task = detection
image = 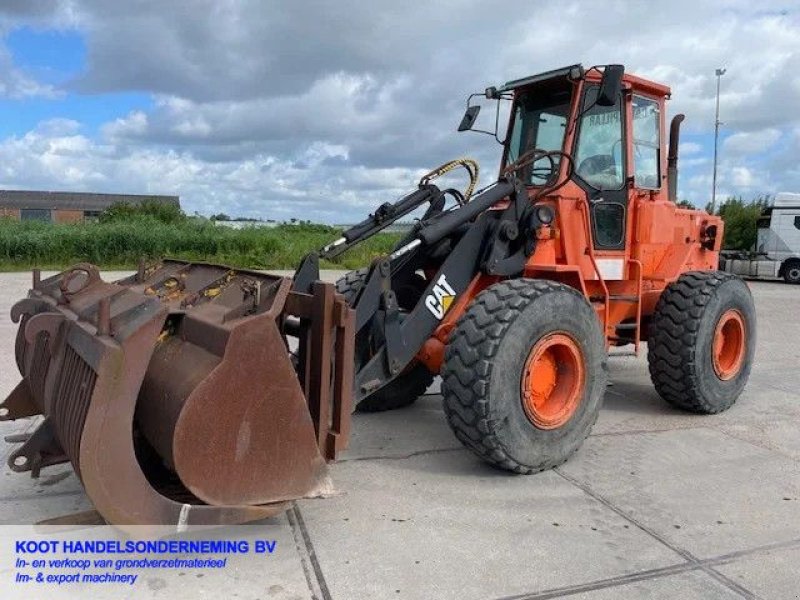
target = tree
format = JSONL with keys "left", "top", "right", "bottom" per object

{"left": 675, "top": 199, "right": 694, "bottom": 208}
{"left": 710, "top": 195, "right": 771, "bottom": 251}
{"left": 210, "top": 213, "right": 231, "bottom": 221}
{"left": 100, "top": 200, "right": 186, "bottom": 225}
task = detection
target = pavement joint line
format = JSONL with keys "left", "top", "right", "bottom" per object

{"left": 588, "top": 426, "right": 705, "bottom": 438}
{"left": 602, "top": 388, "right": 630, "bottom": 398}
{"left": 493, "top": 560, "right": 698, "bottom": 600}
{"left": 586, "top": 421, "right": 797, "bottom": 468}
{"left": 0, "top": 488, "right": 84, "bottom": 504}
{"left": 553, "top": 468, "right": 757, "bottom": 599}
{"left": 702, "top": 568, "right": 762, "bottom": 600}
{"left": 285, "top": 508, "right": 323, "bottom": 600}
{"left": 288, "top": 503, "right": 332, "bottom": 600}
{"left": 338, "top": 446, "right": 464, "bottom": 463}
{"left": 712, "top": 426, "right": 800, "bottom": 464}
{"left": 492, "top": 529, "right": 800, "bottom": 600}
{"left": 766, "top": 383, "right": 800, "bottom": 396}
{"left": 752, "top": 379, "right": 800, "bottom": 396}
{"left": 699, "top": 536, "right": 800, "bottom": 568}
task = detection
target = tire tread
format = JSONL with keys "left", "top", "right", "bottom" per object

{"left": 647, "top": 270, "right": 741, "bottom": 413}
{"left": 441, "top": 279, "right": 601, "bottom": 474}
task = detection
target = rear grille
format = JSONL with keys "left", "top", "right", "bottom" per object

{"left": 52, "top": 345, "right": 97, "bottom": 474}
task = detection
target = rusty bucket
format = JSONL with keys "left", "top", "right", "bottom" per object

{"left": 2, "top": 260, "right": 353, "bottom": 526}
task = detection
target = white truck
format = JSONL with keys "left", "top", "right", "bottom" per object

{"left": 719, "top": 192, "right": 800, "bottom": 284}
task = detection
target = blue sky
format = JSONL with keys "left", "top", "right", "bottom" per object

{"left": 6, "top": 28, "right": 84, "bottom": 83}
{"left": 0, "top": 1, "right": 795, "bottom": 221}
{"left": 0, "top": 28, "right": 150, "bottom": 137}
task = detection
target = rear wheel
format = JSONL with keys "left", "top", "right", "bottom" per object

{"left": 335, "top": 269, "right": 433, "bottom": 413}
{"left": 783, "top": 259, "right": 800, "bottom": 284}
{"left": 648, "top": 271, "right": 756, "bottom": 413}
{"left": 441, "top": 279, "right": 607, "bottom": 473}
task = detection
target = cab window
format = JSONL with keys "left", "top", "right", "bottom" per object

{"left": 506, "top": 81, "right": 571, "bottom": 185}
{"left": 593, "top": 203, "right": 625, "bottom": 246}
{"left": 574, "top": 86, "right": 624, "bottom": 190}
{"left": 632, "top": 96, "right": 660, "bottom": 188}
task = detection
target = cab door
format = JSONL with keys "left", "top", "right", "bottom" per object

{"left": 629, "top": 95, "right": 662, "bottom": 193}
{"left": 572, "top": 84, "right": 628, "bottom": 279}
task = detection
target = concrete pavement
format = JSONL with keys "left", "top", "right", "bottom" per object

{"left": 0, "top": 271, "right": 798, "bottom": 599}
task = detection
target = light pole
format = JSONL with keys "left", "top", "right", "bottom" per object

{"left": 711, "top": 67, "right": 726, "bottom": 215}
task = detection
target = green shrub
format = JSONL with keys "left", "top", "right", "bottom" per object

{"left": 0, "top": 219, "right": 401, "bottom": 271}
{"left": 707, "top": 196, "right": 771, "bottom": 251}
{"left": 99, "top": 200, "right": 186, "bottom": 225}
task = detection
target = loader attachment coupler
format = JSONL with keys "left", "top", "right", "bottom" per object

{"left": 2, "top": 260, "right": 354, "bottom": 526}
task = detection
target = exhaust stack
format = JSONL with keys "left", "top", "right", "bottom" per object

{"left": 667, "top": 114, "right": 685, "bottom": 203}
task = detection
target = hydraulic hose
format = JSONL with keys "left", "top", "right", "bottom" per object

{"left": 419, "top": 158, "right": 480, "bottom": 203}
{"left": 417, "top": 178, "right": 516, "bottom": 246}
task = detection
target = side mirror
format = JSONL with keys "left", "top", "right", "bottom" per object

{"left": 457, "top": 105, "right": 481, "bottom": 132}
{"left": 597, "top": 64, "right": 624, "bottom": 107}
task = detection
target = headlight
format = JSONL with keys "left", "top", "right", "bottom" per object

{"left": 535, "top": 205, "right": 554, "bottom": 225}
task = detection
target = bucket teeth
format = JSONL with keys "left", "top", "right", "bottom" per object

{"left": 3, "top": 260, "right": 354, "bottom": 526}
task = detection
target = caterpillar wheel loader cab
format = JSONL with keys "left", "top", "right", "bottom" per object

{"left": 3, "top": 64, "right": 755, "bottom": 526}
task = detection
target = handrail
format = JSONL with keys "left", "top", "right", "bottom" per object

{"left": 577, "top": 199, "right": 610, "bottom": 339}
{"left": 627, "top": 258, "right": 644, "bottom": 353}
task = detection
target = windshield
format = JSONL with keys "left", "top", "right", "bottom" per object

{"left": 506, "top": 80, "right": 572, "bottom": 185}
{"left": 574, "top": 85, "right": 624, "bottom": 190}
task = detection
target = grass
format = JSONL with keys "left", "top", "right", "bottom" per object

{"left": 0, "top": 217, "right": 403, "bottom": 272}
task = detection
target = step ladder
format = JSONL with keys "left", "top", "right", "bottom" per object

{"left": 609, "top": 260, "right": 643, "bottom": 353}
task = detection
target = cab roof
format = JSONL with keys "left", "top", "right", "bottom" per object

{"left": 499, "top": 64, "right": 671, "bottom": 98}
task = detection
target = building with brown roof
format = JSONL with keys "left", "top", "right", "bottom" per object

{"left": 0, "top": 190, "right": 180, "bottom": 223}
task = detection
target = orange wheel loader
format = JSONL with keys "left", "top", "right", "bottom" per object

{"left": 3, "top": 64, "right": 755, "bottom": 525}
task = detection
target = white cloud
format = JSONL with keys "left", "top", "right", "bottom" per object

{"left": 33, "top": 118, "right": 81, "bottom": 136}
{"left": 679, "top": 142, "right": 703, "bottom": 155}
{"left": 0, "top": 0, "right": 798, "bottom": 218}
{"left": 102, "top": 111, "right": 149, "bottom": 138}
{"left": 0, "top": 45, "right": 60, "bottom": 99}
{"left": 723, "top": 128, "right": 782, "bottom": 155}
{"left": 0, "top": 122, "right": 421, "bottom": 220}
{"left": 730, "top": 166, "right": 758, "bottom": 188}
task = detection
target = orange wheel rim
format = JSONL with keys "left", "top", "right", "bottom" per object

{"left": 712, "top": 309, "right": 746, "bottom": 380}
{"left": 521, "top": 333, "right": 585, "bottom": 429}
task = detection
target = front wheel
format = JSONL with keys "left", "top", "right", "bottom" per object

{"left": 441, "top": 279, "right": 607, "bottom": 474}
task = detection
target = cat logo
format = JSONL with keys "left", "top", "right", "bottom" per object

{"left": 425, "top": 274, "right": 457, "bottom": 320}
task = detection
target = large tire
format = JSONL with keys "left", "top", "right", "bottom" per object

{"left": 648, "top": 271, "right": 755, "bottom": 414}
{"left": 783, "top": 259, "right": 800, "bottom": 284}
{"left": 441, "top": 279, "right": 607, "bottom": 474}
{"left": 335, "top": 268, "right": 371, "bottom": 299}
{"left": 335, "top": 269, "right": 434, "bottom": 413}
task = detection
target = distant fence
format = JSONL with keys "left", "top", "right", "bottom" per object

{"left": 213, "top": 221, "right": 415, "bottom": 234}
{"left": 213, "top": 220, "right": 279, "bottom": 230}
